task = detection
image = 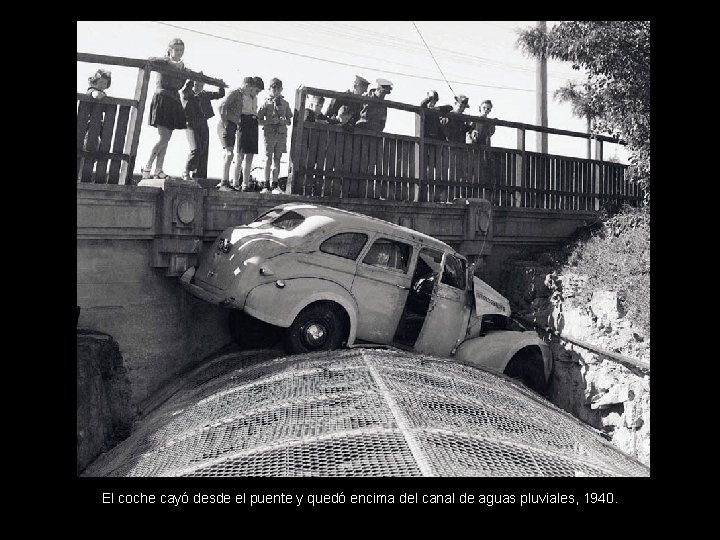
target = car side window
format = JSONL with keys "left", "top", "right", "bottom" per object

{"left": 362, "top": 238, "right": 412, "bottom": 272}
{"left": 320, "top": 233, "right": 368, "bottom": 260}
{"left": 441, "top": 254, "right": 467, "bottom": 290}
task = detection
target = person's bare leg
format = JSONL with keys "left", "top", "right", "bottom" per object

{"left": 151, "top": 127, "right": 172, "bottom": 176}
{"left": 243, "top": 154, "right": 254, "bottom": 189}
{"left": 234, "top": 151, "right": 245, "bottom": 188}
{"left": 144, "top": 126, "right": 170, "bottom": 175}
{"left": 221, "top": 148, "right": 233, "bottom": 185}
{"left": 272, "top": 151, "right": 282, "bottom": 184}
{"left": 264, "top": 153, "right": 273, "bottom": 186}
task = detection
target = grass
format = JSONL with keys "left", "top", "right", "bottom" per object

{"left": 560, "top": 205, "right": 650, "bottom": 337}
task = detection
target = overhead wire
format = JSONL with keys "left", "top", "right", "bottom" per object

{"left": 204, "top": 21, "right": 446, "bottom": 73}
{"left": 150, "top": 21, "right": 534, "bottom": 92}
{"left": 411, "top": 21, "right": 455, "bottom": 97}
{"left": 319, "top": 21, "right": 578, "bottom": 79}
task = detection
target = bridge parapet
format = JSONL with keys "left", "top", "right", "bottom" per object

{"left": 289, "top": 86, "right": 642, "bottom": 210}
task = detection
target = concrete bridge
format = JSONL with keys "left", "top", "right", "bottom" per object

{"left": 77, "top": 52, "right": 643, "bottom": 409}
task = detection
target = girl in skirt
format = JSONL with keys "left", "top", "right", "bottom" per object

{"left": 141, "top": 38, "right": 188, "bottom": 180}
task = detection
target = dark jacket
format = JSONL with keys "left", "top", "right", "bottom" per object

{"left": 443, "top": 112, "right": 473, "bottom": 144}
{"left": 420, "top": 96, "right": 446, "bottom": 140}
{"left": 148, "top": 57, "right": 187, "bottom": 95}
{"left": 356, "top": 96, "right": 388, "bottom": 132}
{"left": 325, "top": 90, "right": 363, "bottom": 125}
{"left": 181, "top": 81, "right": 225, "bottom": 128}
{"left": 471, "top": 118, "right": 496, "bottom": 146}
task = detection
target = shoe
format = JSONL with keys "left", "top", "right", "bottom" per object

{"left": 218, "top": 183, "right": 233, "bottom": 192}
{"left": 241, "top": 185, "right": 255, "bottom": 192}
{"left": 271, "top": 187, "right": 284, "bottom": 195}
{"left": 182, "top": 171, "right": 191, "bottom": 181}
{"left": 153, "top": 171, "right": 170, "bottom": 180}
{"left": 216, "top": 180, "right": 229, "bottom": 188}
{"left": 231, "top": 184, "right": 242, "bottom": 191}
{"left": 141, "top": 168, "right": 152, "bottom": 179}
{"left": 259, "top": 187, "right": 270, "bottom": 194}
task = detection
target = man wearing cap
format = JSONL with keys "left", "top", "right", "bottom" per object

{"left": 355, "top": 79, "right": 393, "bottom": 132}
{"left": 324, "top": 75, "right": 370, "bottom": 126}
{"left": 440, "top": 94, "right": 473, "bottom": 144}
{"left": 217, "top": 76, "right": 261, "bottom": 191}
{"left": 257, "top": 77, "right": 292, "bottom": 193}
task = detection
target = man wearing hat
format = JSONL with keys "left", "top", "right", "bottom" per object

{"left": 325, "top": 75, "right": 370, "bottom": 126}
{"left": 440, "top": 94, "right": 473, "bottom": 144}
{"left": 355, "top": 78, "right": 393, "bottom": 132}
{"left": 257, "top": 77, "right": 292, "bottom": 193}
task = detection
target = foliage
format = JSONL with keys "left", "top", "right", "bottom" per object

{"left": 554, "top": 82, "right": 597, "bottom": 122}
{"left": 516, "top": 21, "right": 650, "bottom": 195}
{"left": 563, "top": 205, "right": 650, "bottom": 336}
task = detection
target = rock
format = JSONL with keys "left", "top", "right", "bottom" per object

{"left": 590, "top": 290, "right": 624, "bottom": 321}
{"left": 591, "top": 384, "right": 632, "bottom": 409}
{"left": 77, "top": 332, "right": 135, "bottom": 475}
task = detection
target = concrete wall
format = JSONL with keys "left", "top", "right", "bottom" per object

{"left": 77, "top": 183, "right": 596, "bottom": 406}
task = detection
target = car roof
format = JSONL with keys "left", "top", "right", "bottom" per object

{"left": 272, "top": 203, "right": 456, "bottom": 254}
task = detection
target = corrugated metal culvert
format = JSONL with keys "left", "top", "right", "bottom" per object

{"left": 83, "top": 348, "right": 649, "bottom": 477}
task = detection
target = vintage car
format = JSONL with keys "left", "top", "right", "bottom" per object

{"left": 180, "top": 203, "right": 552, "bottom": 393}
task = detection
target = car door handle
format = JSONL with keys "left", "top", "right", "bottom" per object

{"left": 396, "top": 284, "right": 410, "bottom": 290}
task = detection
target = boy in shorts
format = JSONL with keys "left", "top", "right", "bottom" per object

{"left": 257, "top": 77, "right": 292, "bottom": 193}
{"left": 216, "top": 76, "right": 261, "bottom": 191}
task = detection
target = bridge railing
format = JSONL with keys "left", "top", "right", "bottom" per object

{"left": 77, "top": 52, "right": 225, "bottom": 185}
{"left": 289, "top": 86, "right": 643, "bottom": 210}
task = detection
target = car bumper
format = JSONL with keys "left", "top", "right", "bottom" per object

{"left": 179, "top": 267, "right": 243, "bottom": 309}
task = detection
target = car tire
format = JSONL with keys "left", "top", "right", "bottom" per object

{"left": 504, "top": 347, "right": 548, "bottom": 395}
{"left": 284, "top": 304, "right": 346, "bottom": 354}
{"left": 228, "top": 310, "right": 281, "bottom": 349}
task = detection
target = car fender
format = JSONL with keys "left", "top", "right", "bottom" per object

{"left": 243, "top": 278, "right": 359, "bottom": 344}
{"left": 454, "top": 331, "right": 553, "bottom": 380}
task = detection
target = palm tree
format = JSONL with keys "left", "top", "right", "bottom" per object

{"left": 554, "top": 82, "right": 597, "bottom": 159}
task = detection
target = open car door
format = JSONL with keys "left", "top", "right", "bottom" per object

{"left": 412, "top": 251, "right": 472, "bottom": 357}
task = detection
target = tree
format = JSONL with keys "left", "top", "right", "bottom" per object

{"left": 553, "top": 81, "right": 597, "bottom": 159}
{"left": 516, "top": 21, "right": 650, "bottom": 194}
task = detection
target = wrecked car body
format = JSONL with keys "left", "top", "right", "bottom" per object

{"left": 180, "top": 203, "right": 552, "bottom": 393}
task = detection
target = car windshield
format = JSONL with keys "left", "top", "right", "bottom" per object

{"left": 249, "top": 210, "right": 306, "bottom": 231}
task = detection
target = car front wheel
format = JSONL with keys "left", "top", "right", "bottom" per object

{"left": 284, "top": 304, "right": 346, "bottom": 354}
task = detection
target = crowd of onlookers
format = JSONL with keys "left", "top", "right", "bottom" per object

{"left": 84, "top": 38, "right": 496, "bottom": 192}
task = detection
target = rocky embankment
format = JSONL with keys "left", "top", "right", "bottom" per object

{"left": 501, "top": 262, "right": 650, "bottom": 466}
{"left": 77, "top": 330, "right": 135, "bottom": 475}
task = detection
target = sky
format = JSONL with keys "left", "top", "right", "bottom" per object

{"left": 77, "top": 21, "right": 628, "bottom": 180}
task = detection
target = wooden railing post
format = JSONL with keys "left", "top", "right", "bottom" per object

{"left": 515, "top": 128, "right": 525, "bottom": 207}
{"left": 594, "top": 138, "right": 603, "bottom": 210}
{"left": 287, "top": 86, "right": 307, "bottom": 195}
{"left": 414, "top": 108, "right": 425, "bottom": 202}
{"left": 119, "top": 65, "right": 151, "bottom": 185}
